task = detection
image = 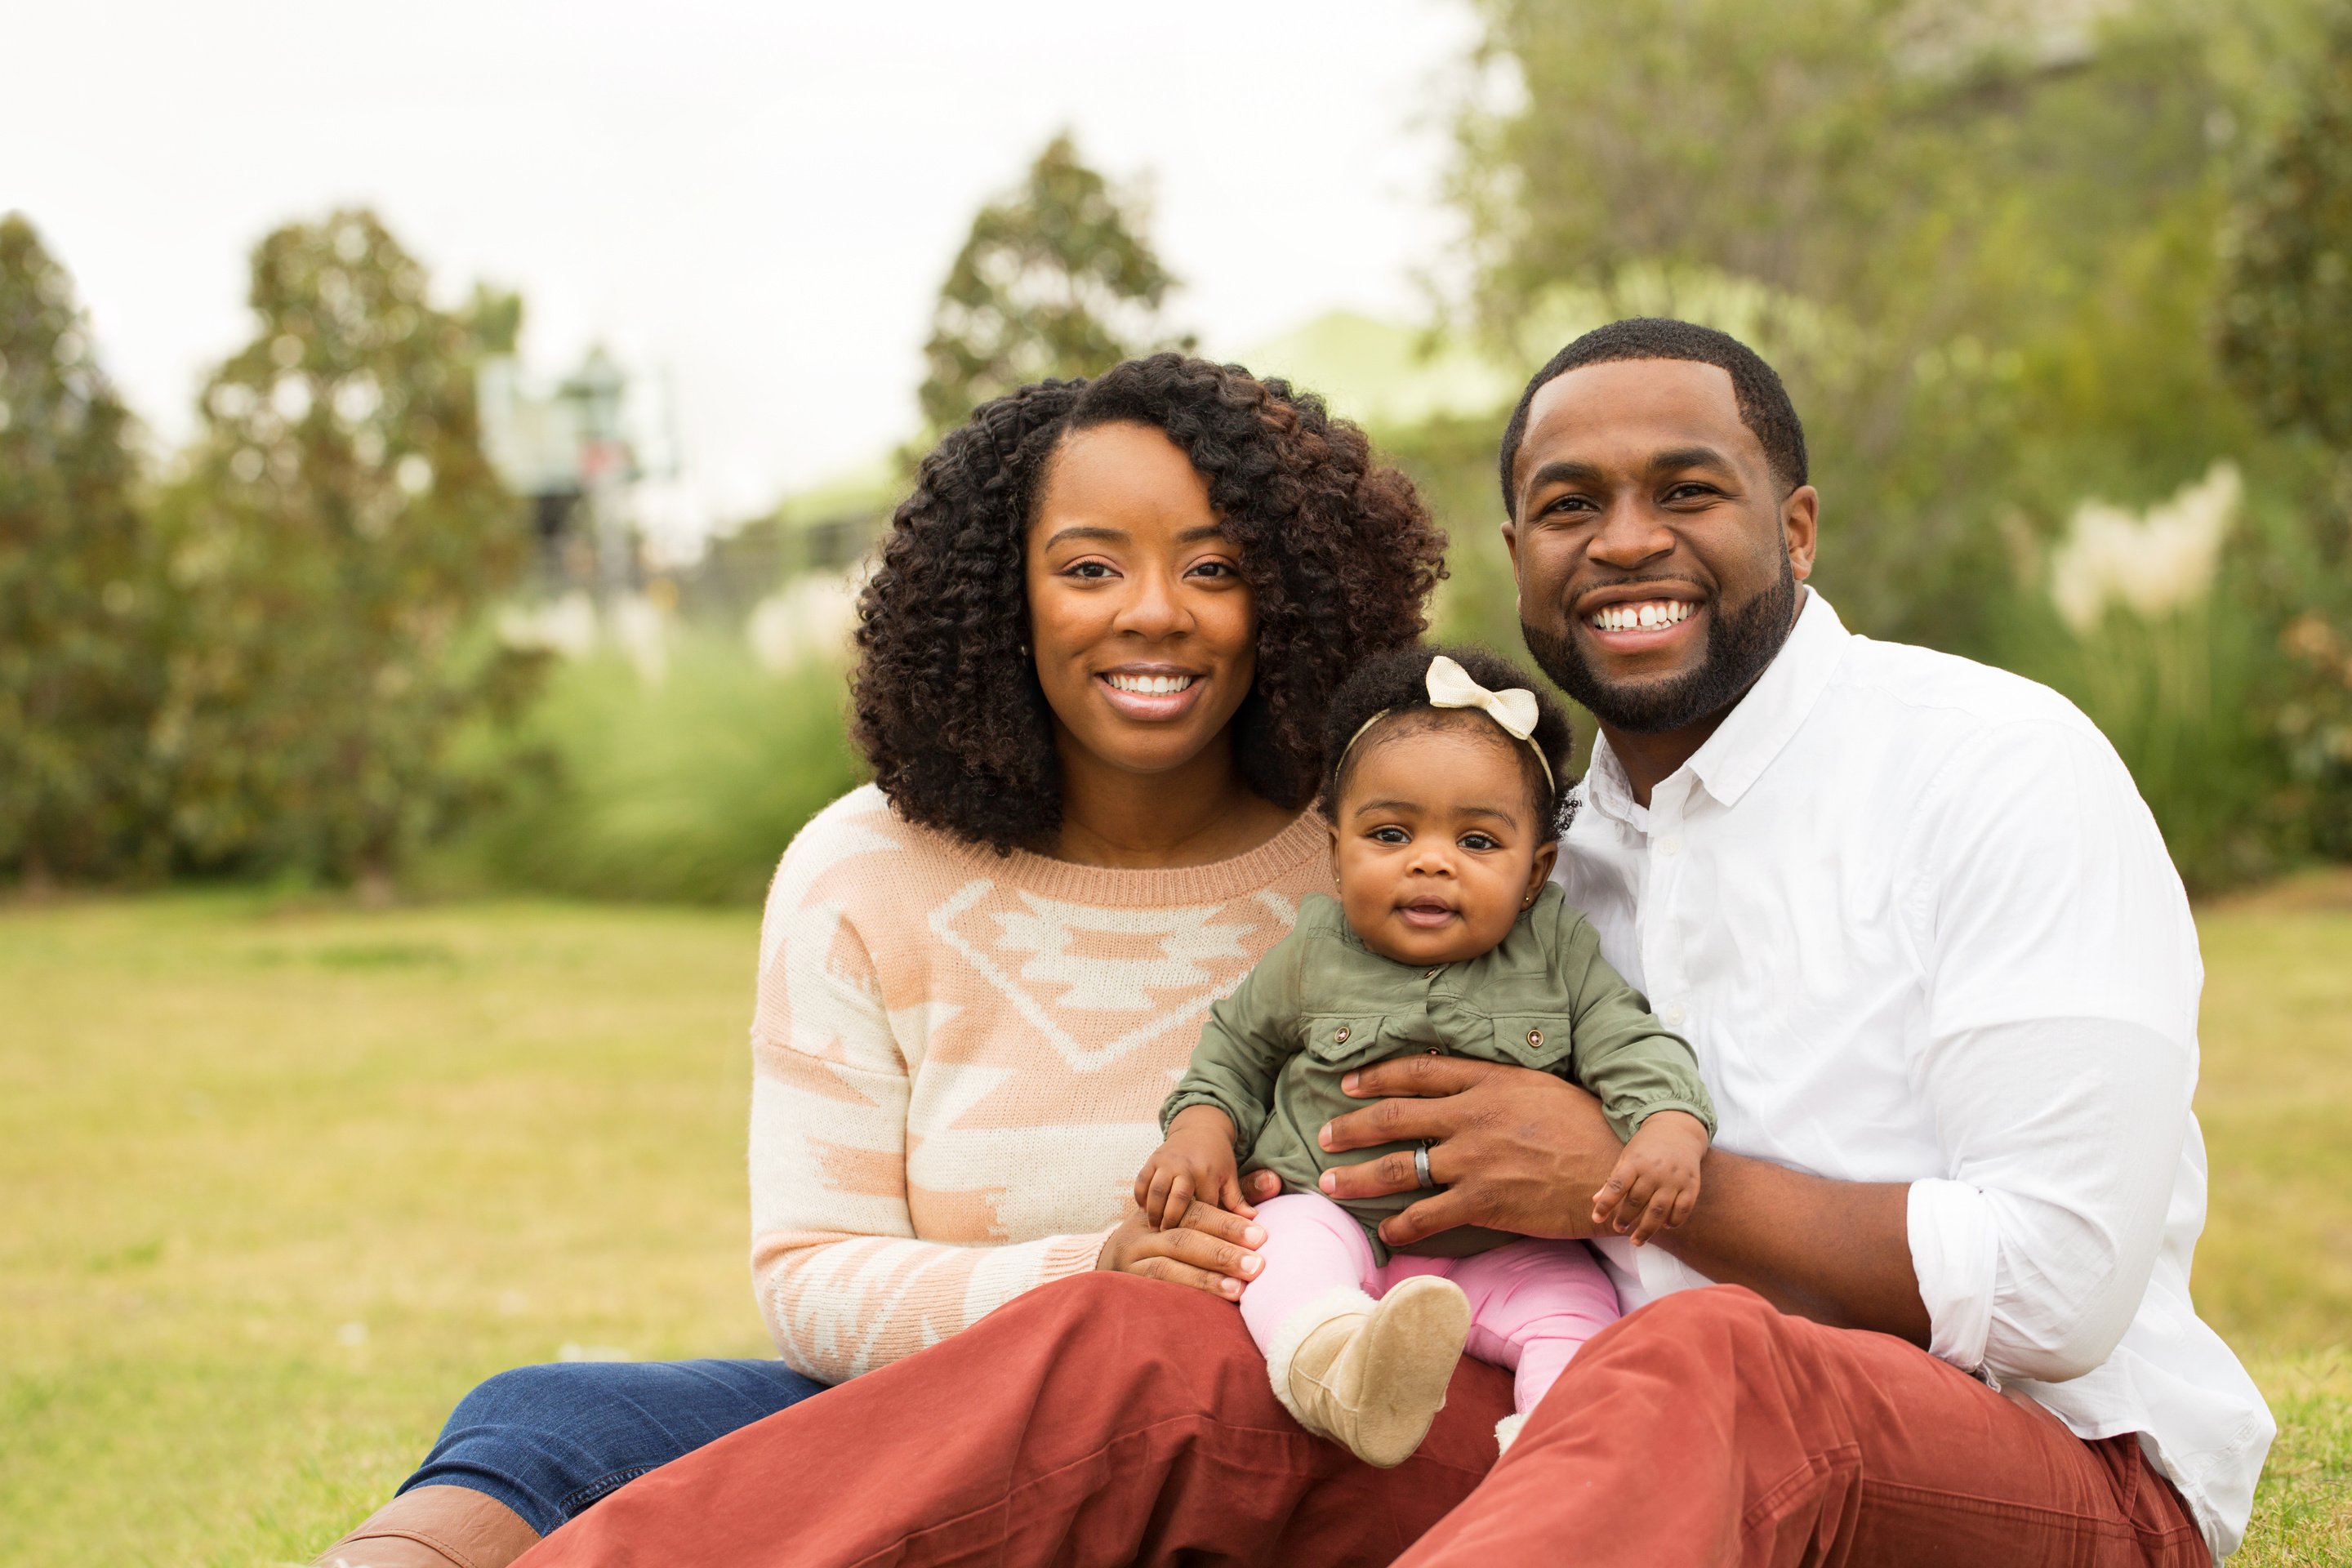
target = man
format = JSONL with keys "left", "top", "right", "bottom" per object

{"left": 525, "top": 322, "right": 2270, "bottom": 1566}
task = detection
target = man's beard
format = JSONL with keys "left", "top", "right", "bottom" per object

{"left": 1522, "top": 558, "right": 1799, "bottom": 736}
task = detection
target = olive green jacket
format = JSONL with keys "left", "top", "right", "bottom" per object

{"left": 1161, "top": 883, "right": 1714, "bottom": 1260}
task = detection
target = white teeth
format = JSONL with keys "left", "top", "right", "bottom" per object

{"left": 1107, "top": 673, "right": 1196, "bottom": 695}
{"left": 1588, "top": 599, "right": 1695, "bottom": 632}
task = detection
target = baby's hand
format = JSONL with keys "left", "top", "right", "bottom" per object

{"left": 1134, "top": 1106, "right": 1252, "bottom": 1231}
{"left": 1591, "top": 1110, "right": 1708, "bottom": 1245}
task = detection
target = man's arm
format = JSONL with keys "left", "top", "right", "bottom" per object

{"left": 1315, "top": 1057, "right": 1930, "bottom": 1343}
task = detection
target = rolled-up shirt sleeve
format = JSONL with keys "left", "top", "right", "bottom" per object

{"left": 1904, "top": 719, "right": 2201, "bottom": 1385}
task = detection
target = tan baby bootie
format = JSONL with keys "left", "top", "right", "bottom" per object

{"left": 1266, "top": 1276, "right": 1472, "bottom": 1468}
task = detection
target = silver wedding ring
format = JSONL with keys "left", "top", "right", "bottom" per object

{"left": 1413, "top": 1142, "right": 1436, "bottom": 1190}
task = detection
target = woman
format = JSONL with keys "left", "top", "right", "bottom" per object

{"left": 315, "top": 355, "right": 1471, "bottom": 1568}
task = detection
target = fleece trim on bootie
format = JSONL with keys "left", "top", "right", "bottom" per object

{"left": 1263, "top": 1286, "right": 1378, "bottom": 1430}
{"left": 1494, "top": 1410, "right": 1530, "bottom": 1454}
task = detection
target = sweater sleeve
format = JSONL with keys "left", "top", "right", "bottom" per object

{"left": 746, "top": 822, "right": 1111, "bottom": 1384}
{"left": 1557, "top": 908, "right": 1717, "bottom": 1141}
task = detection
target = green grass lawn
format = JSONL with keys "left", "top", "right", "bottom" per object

{"left": 2, "top": 882, "right": 2347, "bottom": 1565}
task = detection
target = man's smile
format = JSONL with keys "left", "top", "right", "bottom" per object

{"left": 1575, "top": 585, "right": 1709, "bottom": 656}
{"left": 1587, "top": 599, "right": 1697, "bottom": 632}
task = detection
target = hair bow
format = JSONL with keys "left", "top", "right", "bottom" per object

{"left": 1339, "top": 655, "right": 1555, "bottom": 792}
{"left": 1423, "top": 656, "right": 1553, "bottom": 789}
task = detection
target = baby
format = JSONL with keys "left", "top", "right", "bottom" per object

{"left": 1137, "top": 646, "right": 1715, "bottom": 1467}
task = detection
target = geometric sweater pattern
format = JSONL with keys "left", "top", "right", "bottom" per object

{"left": 748, "top": 783, "right": 1334, "bottom": 1383}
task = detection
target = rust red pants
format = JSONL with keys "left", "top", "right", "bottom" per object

{"left": 518, "top": 1273, "right": 2206, "bottom": 1568}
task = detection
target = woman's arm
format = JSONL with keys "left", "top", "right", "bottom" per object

{"left": 747, "top": 852, "right": 1111, "bottom": 1385}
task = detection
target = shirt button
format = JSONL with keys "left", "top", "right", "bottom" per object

{"left": 1334, "top": 1025, "right": 1351, "bottom": 1045}
{"left": 1526, "top": 1027, "right": 1544, "bottom": 1048}
{"left": 1658, "top": 835, "right": 1682, "bottom": 857}
{"left": 1662, "top": 1004, "right": 1687, "bottom": 1028}
{"left": 1423, "top": 967, "right": 1440, "bottom": 980}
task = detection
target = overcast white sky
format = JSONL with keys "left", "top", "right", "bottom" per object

{"left": 5, "top": 0, "right": 1477, "bottom": 527}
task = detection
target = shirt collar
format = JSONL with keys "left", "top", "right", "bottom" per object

{"left": 1580, "top": 588, "right": 1851, "bottom": 824}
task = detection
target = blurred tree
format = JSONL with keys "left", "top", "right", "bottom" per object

{"left": 2219, "top": 0, "right": 2352, "bottom": 859}
{"left": 0, "top": 214, "right": 164, "bottom": 887}
{"left": 916, "top": 131, "right": 1187, "bottom": 435}
{"left": 2220, "top": 0, "right": 2352, "bottom": 448}
{"left": 154, "top": 209, "right": 541, "bottom": 893}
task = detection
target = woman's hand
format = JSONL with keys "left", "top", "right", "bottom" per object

{"left": 1134, "top": 1106, "right": 1254, "bottom": 1230}
{"left": 1095, "top": 1196, "right": 1268, "bottom": 1299}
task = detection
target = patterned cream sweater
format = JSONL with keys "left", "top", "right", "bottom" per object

{"left": 749, "top": 783, "right": 1334, "bottom": 1383}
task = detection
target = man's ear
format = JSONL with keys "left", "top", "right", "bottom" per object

{"left": 1528, "top": 839, "right": 1560, "bottom": 899}
{"left": 1782, "top": 484, "right": 1820, "bottom": 583}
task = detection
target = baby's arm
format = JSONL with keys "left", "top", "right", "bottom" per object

{"left": 1593, "top": 1109, "right": 1708, "bottom": 1244}
{"left": 1148, "top": 942, "right": 1303, "bottom": 1229}
{"left": 1552, "top": 907, "right": 1718, "bottom": 1245}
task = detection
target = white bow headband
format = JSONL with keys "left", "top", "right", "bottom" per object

{"left": 1339, "top": 655, "right": 1555, "bottom": 791}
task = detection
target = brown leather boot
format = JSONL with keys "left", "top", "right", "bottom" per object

{"left": 310, "top": 1485, "right": 541, "bottom": 1568}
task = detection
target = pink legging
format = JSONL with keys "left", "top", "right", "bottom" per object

{"left": 1238, "top": 1192, "right": 1622, "bottom": 1415}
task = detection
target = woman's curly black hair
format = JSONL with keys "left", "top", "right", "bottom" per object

{"left": 1316, "top": 644, "right": 1576, "bottom": 842}
{"left": 851, "top": 354, "right": 1450, "bottom": 853}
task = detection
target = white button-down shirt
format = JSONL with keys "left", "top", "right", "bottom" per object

{"left": 1561, "top": 590, "right": 2272, "bottom": 1560}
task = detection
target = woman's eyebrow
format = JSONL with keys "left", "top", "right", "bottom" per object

{"left": 1041, "top": 524, "right": 1128, "bottom": 549}
{"left": 1174, "top": 524, "right": 1227, "bottom": 544}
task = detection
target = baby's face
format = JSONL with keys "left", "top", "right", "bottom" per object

{"left": 1330, "top": 719, "right": 1557, "bottom": 967}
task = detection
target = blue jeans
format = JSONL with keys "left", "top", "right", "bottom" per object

{"left": 401, "top": 1359, "right": 830, "bottom": 1535}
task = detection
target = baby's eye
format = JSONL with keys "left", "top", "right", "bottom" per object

{"left": 1459, "top": 832, "right": 1499, "bottom": 852}
{"left": 1370, "top": 826, "right": 1410, "bottom": 845}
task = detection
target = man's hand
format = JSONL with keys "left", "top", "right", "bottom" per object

{"left": 1134, "top": 1106, "right": 1254, "bottom": 1231}
{"left": 1592, "top": 1109, "right": 1708, "bottom": 1245}
{"left": 1095, "top": 1196, "right": 1267, "bottom": 1298}
{"left": 1315, "top": 1055, "right": 1624, "bottom": 1250}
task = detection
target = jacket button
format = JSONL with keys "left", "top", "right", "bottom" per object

{"left": 1527, "top": 1028, "right": 1544, "bottom": 1048}
{"left": 1334, "top": 1025, "right": 1351, "bottom": 1045}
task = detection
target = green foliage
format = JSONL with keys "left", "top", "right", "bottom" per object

{"left": 916, "top": 131, "right": 1187, "bottom": 437}
{"left": 152, "top": 210, "right": 542, "bottom": 887}
{"left": 2220, "top": 0, "right": 2352, "bottom": 447}
{"left": 431, "top": 638, "right": 863, "bottom": 905}
{"left": 0, "top": 215, "right": 165, "bottom": 884}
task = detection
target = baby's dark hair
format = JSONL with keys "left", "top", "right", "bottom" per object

{"left": 1317, "top": 644, "right": 1575, "bottom": 840}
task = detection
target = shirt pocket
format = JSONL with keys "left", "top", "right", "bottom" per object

{"left": 1490, "top": 1013, "right": 1576, "bottom": 1072}
{"left": 1303, "top": 1015, "right": 1393, "bottom": 1068}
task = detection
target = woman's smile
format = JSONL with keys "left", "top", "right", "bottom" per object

{"left": 1097, "top": 664, "right": 1207, "bottom": 721}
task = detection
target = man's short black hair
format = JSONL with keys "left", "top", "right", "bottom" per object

{"left": 1496, "top": 318, "right": 1809, "bottom": 517}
